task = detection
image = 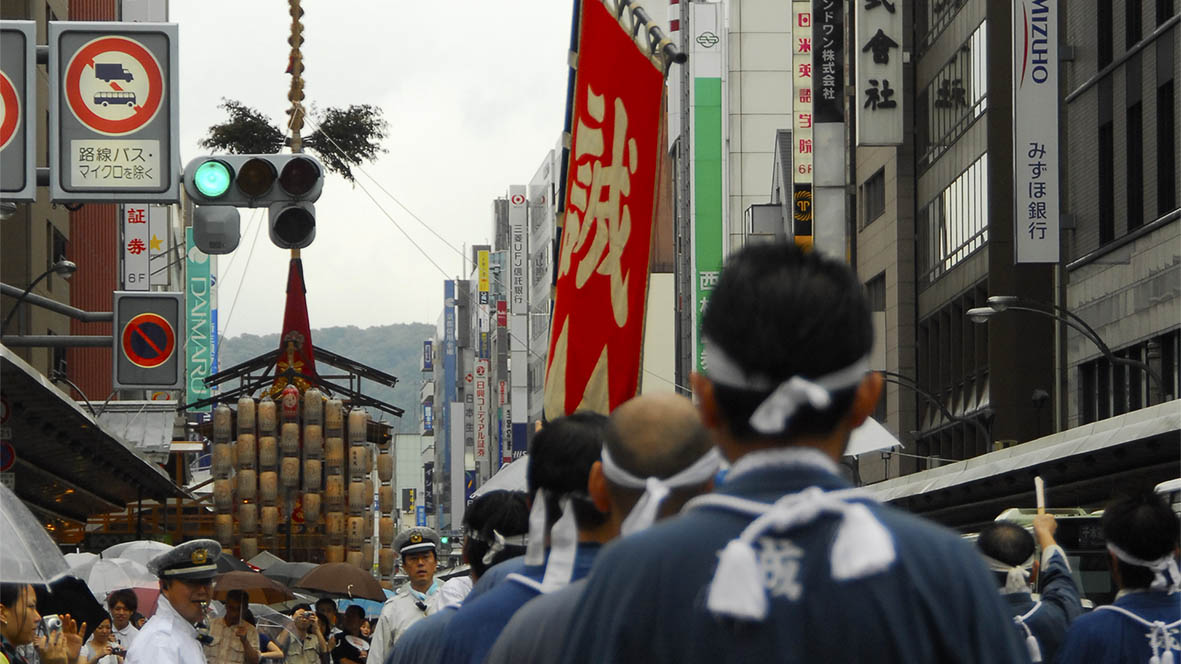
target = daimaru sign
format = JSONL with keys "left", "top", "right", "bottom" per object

{"left": 1012, "top": 0, "right": 1059, "bottom": 264}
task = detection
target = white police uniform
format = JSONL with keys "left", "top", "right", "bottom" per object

{"left": 124, "top": 540, "right": 221, "bottom": 664}
{"left": 367, "top": 529, "right": 441, "bottom": 664}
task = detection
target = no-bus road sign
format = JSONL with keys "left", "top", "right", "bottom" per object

{"left": 49, "top": 22, "right": 179, "bottom": 203}
{"left": 113, "top": 291, "right": 184, "bottom": 390}
{"left": 0, "top": 21, "right": 36, "bottom": 201}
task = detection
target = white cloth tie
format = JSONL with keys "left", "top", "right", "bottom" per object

{"left": 690, "top": 485, "right": 895, "bottom": 621}
{"left": 1095, "top": 604, "right": 1180, "bottom": 664}
{"left": 703, "top": 337, "right": 871, "bottom": 435}
{"left": 476, "top": 529, "right": 528, "bottom": 566}
{"left": 539, "top": 497, "right": 578, "bottom": 593}
{"left": 1107, "top": 542, "right": 1181, "bottom": 594}
{"left": 600, "top": 447, "right": 723, "bottom": 535}
{"left": 1013, "top": 601, "right": 1044, "bottom": 662}
{"left": 980, "top": 552, "right": 1035, "bottom": 594}
{"left": 523, "top": 489, "right": 548, "bottom": 567}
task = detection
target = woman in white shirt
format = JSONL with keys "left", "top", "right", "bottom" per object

{"left": 82, "top": 615, "right": 124, "bottom": 664}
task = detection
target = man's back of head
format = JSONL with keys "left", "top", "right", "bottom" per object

{"left": 1103, "top": 489, "right": 1181, "bottom": 590}
{"left": 976, "top": 521, "right": 1036, "bottom": 590}
{"left": 604, "top": 392, "right": 714, "bottom": 518}
{"left": 528, "top": 411, "right": 610, "bottom": 530}
{"left": 462, "top": 490, "right": 530, "bottom": 578}
{"left": 697, "top": 242, "right": 876, "bottom": 445}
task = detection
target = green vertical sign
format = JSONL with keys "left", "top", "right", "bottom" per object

{"left": 185, "top": 227, "right": 212, "bottom": 410}
{"left": 693, "top": 76, "right": 724, "bottom": 373}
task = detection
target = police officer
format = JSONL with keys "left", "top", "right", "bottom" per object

{"left": 125, "top": 540, "right": 221, "bottom": 664}
{"left": 366, "top": 528, "right": 441, "bottom": 664}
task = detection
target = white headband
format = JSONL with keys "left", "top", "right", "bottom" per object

{"left": 600, "top": 447, "right": 723, "bottom": 535}
{"left": 704, "top": 338, "right": 871, "bottom": 435}
{"left": 979, "top": 552, "right": 1035, "bottom": 594}
{"left": 467, "top": 529, "right": 529, "bottom": 566}
{"left": 521, "top": 489, "right": 581, "bottom": 593}
{"left": 1107, "top": 542, "right": 1181, "bottom": 593}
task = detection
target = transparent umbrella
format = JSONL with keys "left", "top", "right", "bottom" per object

{"left": 70, "top": 557, "right": 158, "bottom": 601}
{"left": 101, "top": 540, "right": 173, "bottom": 567}
{"left": 248, "top": 603, "right": 299, "bottom": 643}
{"left": 0, "top": 481, "right": 70, "bottom": 583}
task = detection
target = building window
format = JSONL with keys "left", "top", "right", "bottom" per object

{"left": 917, "top": 0, "right": 971, "bottom": 55}
{"left": 1160, "top": 0, "right": 1177, "bottom": 25}
{"left": 915, "top": 284, "right": 991, "bottom": 464}
{"left": 1077, "top": 329, "right": 1180, "bottom": 424}
{"left": 918, "top": 153, "right": 989, "bottom": 286}
{"left": 1159, "top": 81, "right": 1177, "bottom": 215}
{"left": 918, "top": 22, "right": 988, "bottom": 170}
{"left": 1127, "top": 0, "right": 1143, "bottom": 47}
{"left": 1127, "top": 103, "right": 1144, "bottom": 230}
{"left": 862, "top": 169, "right": 886, "bottom": 226}
{"left": 1098, "top": 0, "right": 1113, "bottom": 67}
{"left": 1098, "top": 121, "right": 1114, "bottom": 243}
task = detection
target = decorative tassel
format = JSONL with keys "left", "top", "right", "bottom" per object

{"left": 1149, "top": 655, "right": 1160, "bottom": 664}
{"left": 706, "top": 540, "right": 767, "bottom": 621}
{"left": 1160, "top": 650, "right": 1174, "bottom": 664}
{"left": 1025, "top": 634, "right": 1042, "bottom": 663}
{"left": 830, "top": 503, "right": 896, "bottom": 580}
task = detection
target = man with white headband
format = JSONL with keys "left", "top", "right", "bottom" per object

{"left": 437, "top": 412, "right": 611, "bottom": 664}
{"left": 1058, "top": 489, "right": 1180, "bottom": 664}
{"left": 557, "top": 241, "right": 1024, "bottom": 664}
{"left": 975, "top": 515, "right": 1083, "bottom": 663}
{"left": 486, "top": 392, "right": 718, "bottom": 664}
{"left": 388, "top": 490, "right": 530, "bottom": 664}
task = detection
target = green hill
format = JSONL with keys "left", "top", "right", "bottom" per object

{"left": 216, "top": 322, "right": 435, "bottom": 432}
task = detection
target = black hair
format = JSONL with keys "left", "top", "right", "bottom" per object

{"left": 107, "top": 588, "right": 138, "bottom": 613}
{"left": 0, "top": 582, "right": 27, "bottom": 608}
{"left": 241, "top": 608, "right": 256, "bottom": 626}
{"left": 343, "top": 605, "right": 365, "bottom": 621}
{"left": 224, "top": 589, "right": 248, "bottom": 607}
{"left": 314, "top": 598, "right": 336, "bottom": 612}
{"left": 130, "top": 612, "right": 145, "bottom": 627}
{"left": 701, "top": 242, "right": 874, "bottom": 441}
{"left": 1103, "top": 489, "right": 1181, "bottom": 589}
{"left": 976, "top": 521, "right": 1035, "bottom": 587}
{"left": 527, "top": 411, "right": 610, "bottom": 530}
{"left": 462, "top": 490, "right": 530, "bottom": 578}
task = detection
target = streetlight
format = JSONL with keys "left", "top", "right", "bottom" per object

{"left": 966, "top": 295, "right": 1163, "bottom": 393}
{"left": 1, "top": 260, "right": 78, "bottom": 335}
{"left": 878, "top": 370, "right": 993, "bottom": 445}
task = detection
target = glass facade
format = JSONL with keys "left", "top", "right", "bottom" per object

{"left": 917, "top": 21, "right": 987, "bottom": 170}
{"left": 917, "top": 153, "right": 989, "bottom": 286}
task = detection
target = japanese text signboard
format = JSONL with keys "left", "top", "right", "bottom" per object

{"left": 545, "top": 0, "right": 664, "bottom": 418}
{"left": 812, "top": 0, "right": 844, "bottom": 124}
{"left": 122, "top": 205, "right": 151, "bottom": 290}
{"left": 691, "top": 1, "right": 724, "bottom": 375}
{"left": 856, "top": 0, "right": 903, "bottom": 145}
{"left": 792, "top": 3, "right": 815, "bottom": 242}
{"left": 48, "top": 22, "right": 179, "bottom": 202}
{"left": 0, "top": 21, "right": 36, "bottom": 201}
{"left": 1013, "top": 0, "right": 1059, "bottom": 263}
{"left": 185, "top": 228, "right": 212, "bottom": 410}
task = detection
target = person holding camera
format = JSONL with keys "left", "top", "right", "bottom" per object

{"left": 275, "top": 606, "right": 325, "bottom": 664}
{"left": 82, "top": 614, "right": 123, "bottom": 664}
{"left": 1, "top": 583, "right": 85, "bottom": 664}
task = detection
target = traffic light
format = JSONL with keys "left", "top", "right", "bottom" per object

{"left": 183, "top": 154, "right": 325, "bottom": 251}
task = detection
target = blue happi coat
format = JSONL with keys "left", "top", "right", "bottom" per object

{"left": 1056, "top": 590, "right": 1181, "bottom": 663}
{"left": 557, "top": 458, "right": 1027, "bottom": 664}
{"left": 1002, "top": 546, "right": 1084, "bottom": 663}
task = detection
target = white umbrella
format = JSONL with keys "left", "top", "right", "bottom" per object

{"left": 71, "top": 557, "right": 158, "bottom": 601}
{"left": 64, "top": 552, "right": 99, "bottom": 569}
{"left": 0, "top": 481, "right": 71, "bottom": 583}
{"left": 846, "top": 417, "right": 903, "bottom": 457}
{"left": 471, "top": 455, "right": 529, "bottom": 499}
{"left": 101, "top": 540, "right": 173, "bottom": 567}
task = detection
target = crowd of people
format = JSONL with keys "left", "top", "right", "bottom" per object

{"left": 1, "top": 242, "right": 1178, "bottom": 664}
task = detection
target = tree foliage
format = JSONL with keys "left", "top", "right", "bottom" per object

{"left": 199, "top": 99, "right": 389, "bottom": 182}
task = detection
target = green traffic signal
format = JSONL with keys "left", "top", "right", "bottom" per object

{"left": 193, "top": 160, "right": 232, "bottom": 198}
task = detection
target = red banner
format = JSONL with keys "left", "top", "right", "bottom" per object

{"left": 268, "top": 257, "right": 318, "bottom": 396}
{"left": 544, "top": 0, "right": 666, "bottom": 418}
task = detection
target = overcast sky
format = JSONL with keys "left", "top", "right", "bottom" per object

{"left": 172, "top": 1, "right": 575, "bottom": 337}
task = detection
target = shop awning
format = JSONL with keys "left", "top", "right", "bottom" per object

{"left": 0, "top": 345, "right": 190, "bottom": 524}
{"left": 867, "top": 399, "right": 1180, "bottom": 529}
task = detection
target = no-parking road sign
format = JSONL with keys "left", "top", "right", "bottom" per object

{"left": 113, "top": 291, "right": 184, "bottom": 390}
{"left": 0, "top": 21, "right": 36, "bottom": 201}
{"left": 49, "top": 22, "right": 179, "bottom": 203}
